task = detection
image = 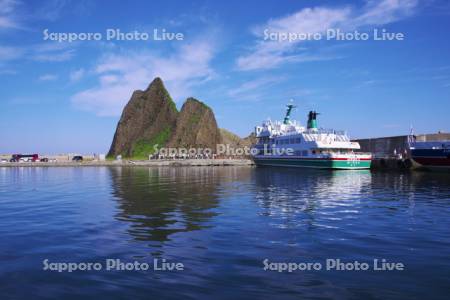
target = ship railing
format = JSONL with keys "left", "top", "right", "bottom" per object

{"left": 270, "top": 129, "right": 349, "bottom": 139}
{"left": 309, "top": 128, "right": 347, "bottom": 135}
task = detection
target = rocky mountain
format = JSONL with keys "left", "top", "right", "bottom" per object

{"left": 242, "top": 132, "right": 257, "bottom": 146}
{"left": 219, "top": 128, "right": 243, "bottom": 149}
{"left": 108, "top": 78, "right": 225, "bottom": 158}
{"left": 107, "top": 77, "right": 178, "bottom": 158}
{"left": 219, "top": 128, "right": 255, "bottom": 148}
{"left": 219, "top": 129, "right": 257, "bottom": 157}
{"left": 168, "top": 98, "right": 222, "bottom": 150}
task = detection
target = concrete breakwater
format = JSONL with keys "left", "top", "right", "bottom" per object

{"left": 1, "top": 159, "right": 255, "bottom": 167}
{"left": 354, "top": 132, "right": 450, "bottom": 170}
{"left": 355, "top": 133, "right": 450, "bottom": 158}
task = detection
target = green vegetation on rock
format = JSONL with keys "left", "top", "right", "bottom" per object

{"left": 187, "top": 97, "right": 209, "bottom": 110}
{"left": 163, "top": 88, "right": 178, "bottom": 113}
{"left": 131, "top": 126, "right": 171, "bottom": 159}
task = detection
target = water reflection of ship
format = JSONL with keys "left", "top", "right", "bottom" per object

{"left": 253, "top": 168, "right": 372, "bottom": 222}
{"left": 253, "top": 168, "right": 449, "bottom": 225}
{"left": 109, "top": 167, "right": 252, "bottom": 244}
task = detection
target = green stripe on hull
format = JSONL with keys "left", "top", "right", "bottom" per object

{"left": 253, "top": 158, "right": 371, "bottom": 169}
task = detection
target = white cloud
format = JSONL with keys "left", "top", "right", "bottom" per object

{"left": 0, "top": 68, "right": 17, "bottom": 75}
{"left": 71, "top": 39, "right": 216, "bottom": 116}
{"left": 99, "top": 74, "right": 118, "bottom": 85}
{"left": 237, "top": 0, "right": 418, "bottom": 71}
{"left": 33, "top": 49, "right": 75, "bottom": 62}
{"left": 355, "top": 0, "right": 418, "bottom": 26}
{"left": 28, "top": 42, "right": 75, "bottom": 62}
{"left": 227, "top": 76, "right": 316, "bottom": 103}
{"left": 38, "top": 74, "right": 58, "bottom": 81}
{"left": 0, "top": 15, "right": 15, "bottom": 28}
{"left": 32, "top": 42, "right": 76, "bottom": 62}
{"left": 0, "top": 42, "right": 76, "bottom": 65}
{"left": 0, "top": 45, "right": 24, "bottom": 61}
{"left": 69, "top": 68, "right": 85, "bottom": 82}
{"left": 34, "top": 0, "right": 68, "bottom": 21}
{"left": 0, "top": 0, "right": 21, "bottom": 29}
{"left": 0, "top": 0, "right": 17, "bottom": 14}
{"left": 228, "top": 76, "right": 285, "bottom": 99}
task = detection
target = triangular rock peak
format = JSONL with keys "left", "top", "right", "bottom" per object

{"left": 167, "top": 97, "right": 222, "bottom": 151}
{"left": 107, "top": 77, "right": 178, "bottom": 158}
{"left": 107, "top": 78, "right": 223, "bottom": 158}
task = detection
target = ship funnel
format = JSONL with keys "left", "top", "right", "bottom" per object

{"left": 307, "top": 111, "right": 319, "bottom": 129}
{"left": 283, "top": 101, "right": 296, "bottom": 125}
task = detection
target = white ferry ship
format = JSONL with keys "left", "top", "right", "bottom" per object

{"left": 251, "top": 104, "right": 372, "bottom": 169}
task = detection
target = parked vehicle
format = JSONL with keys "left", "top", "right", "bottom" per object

{"left": 40, "top": 158, "right": 49, "bottom": 162}
{"left": 0, "top": 159, "right": 7, "bottom": 163}
{"left": 10, "top": 154, "right": 20, "bottom": 162}
{"left": 10, "top": 154, "right": 39, "bottom": 162}
{"left": 72, "top": 156, "right": 83, "bottom": 162}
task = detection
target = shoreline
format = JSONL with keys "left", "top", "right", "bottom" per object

{"left": 0, "top": 159, "right": 255, "bottom": 167}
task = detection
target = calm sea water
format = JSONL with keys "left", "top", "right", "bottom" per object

{"left": 0, "top": 166, "right": 449, "bottom": 300}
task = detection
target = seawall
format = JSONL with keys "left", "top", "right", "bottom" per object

{"left": 0, "top": 159, "right": 255, "bottom": 167}
{"left": 354, "top": 133, "right": 450, "bottom": 170}
{"left": 355, "top": 133, "right": 450, "bottom": 158}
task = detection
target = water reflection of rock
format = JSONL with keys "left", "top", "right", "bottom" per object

{"left": 109, "top": 167, "right": 251, "bottom": 243}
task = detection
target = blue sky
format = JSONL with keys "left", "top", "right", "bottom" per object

{"left": 0, "top": 0, "right": 449, "bottom": 154}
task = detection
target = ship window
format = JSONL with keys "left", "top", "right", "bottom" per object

{"left": 302, "top": 150, "right": 308, "bottom": 156}
{"left": 290, "top": 139, "right": 295, "bottom": 144}
{"left": 295, "top": 138, "right": 301, "bottom": 143}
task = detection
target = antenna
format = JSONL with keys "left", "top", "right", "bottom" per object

{"left": 407, "top": 124, "right": 415, "bottom": 148}
{"left": 283, "top": 99, "right": 296, "bottom": 125}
